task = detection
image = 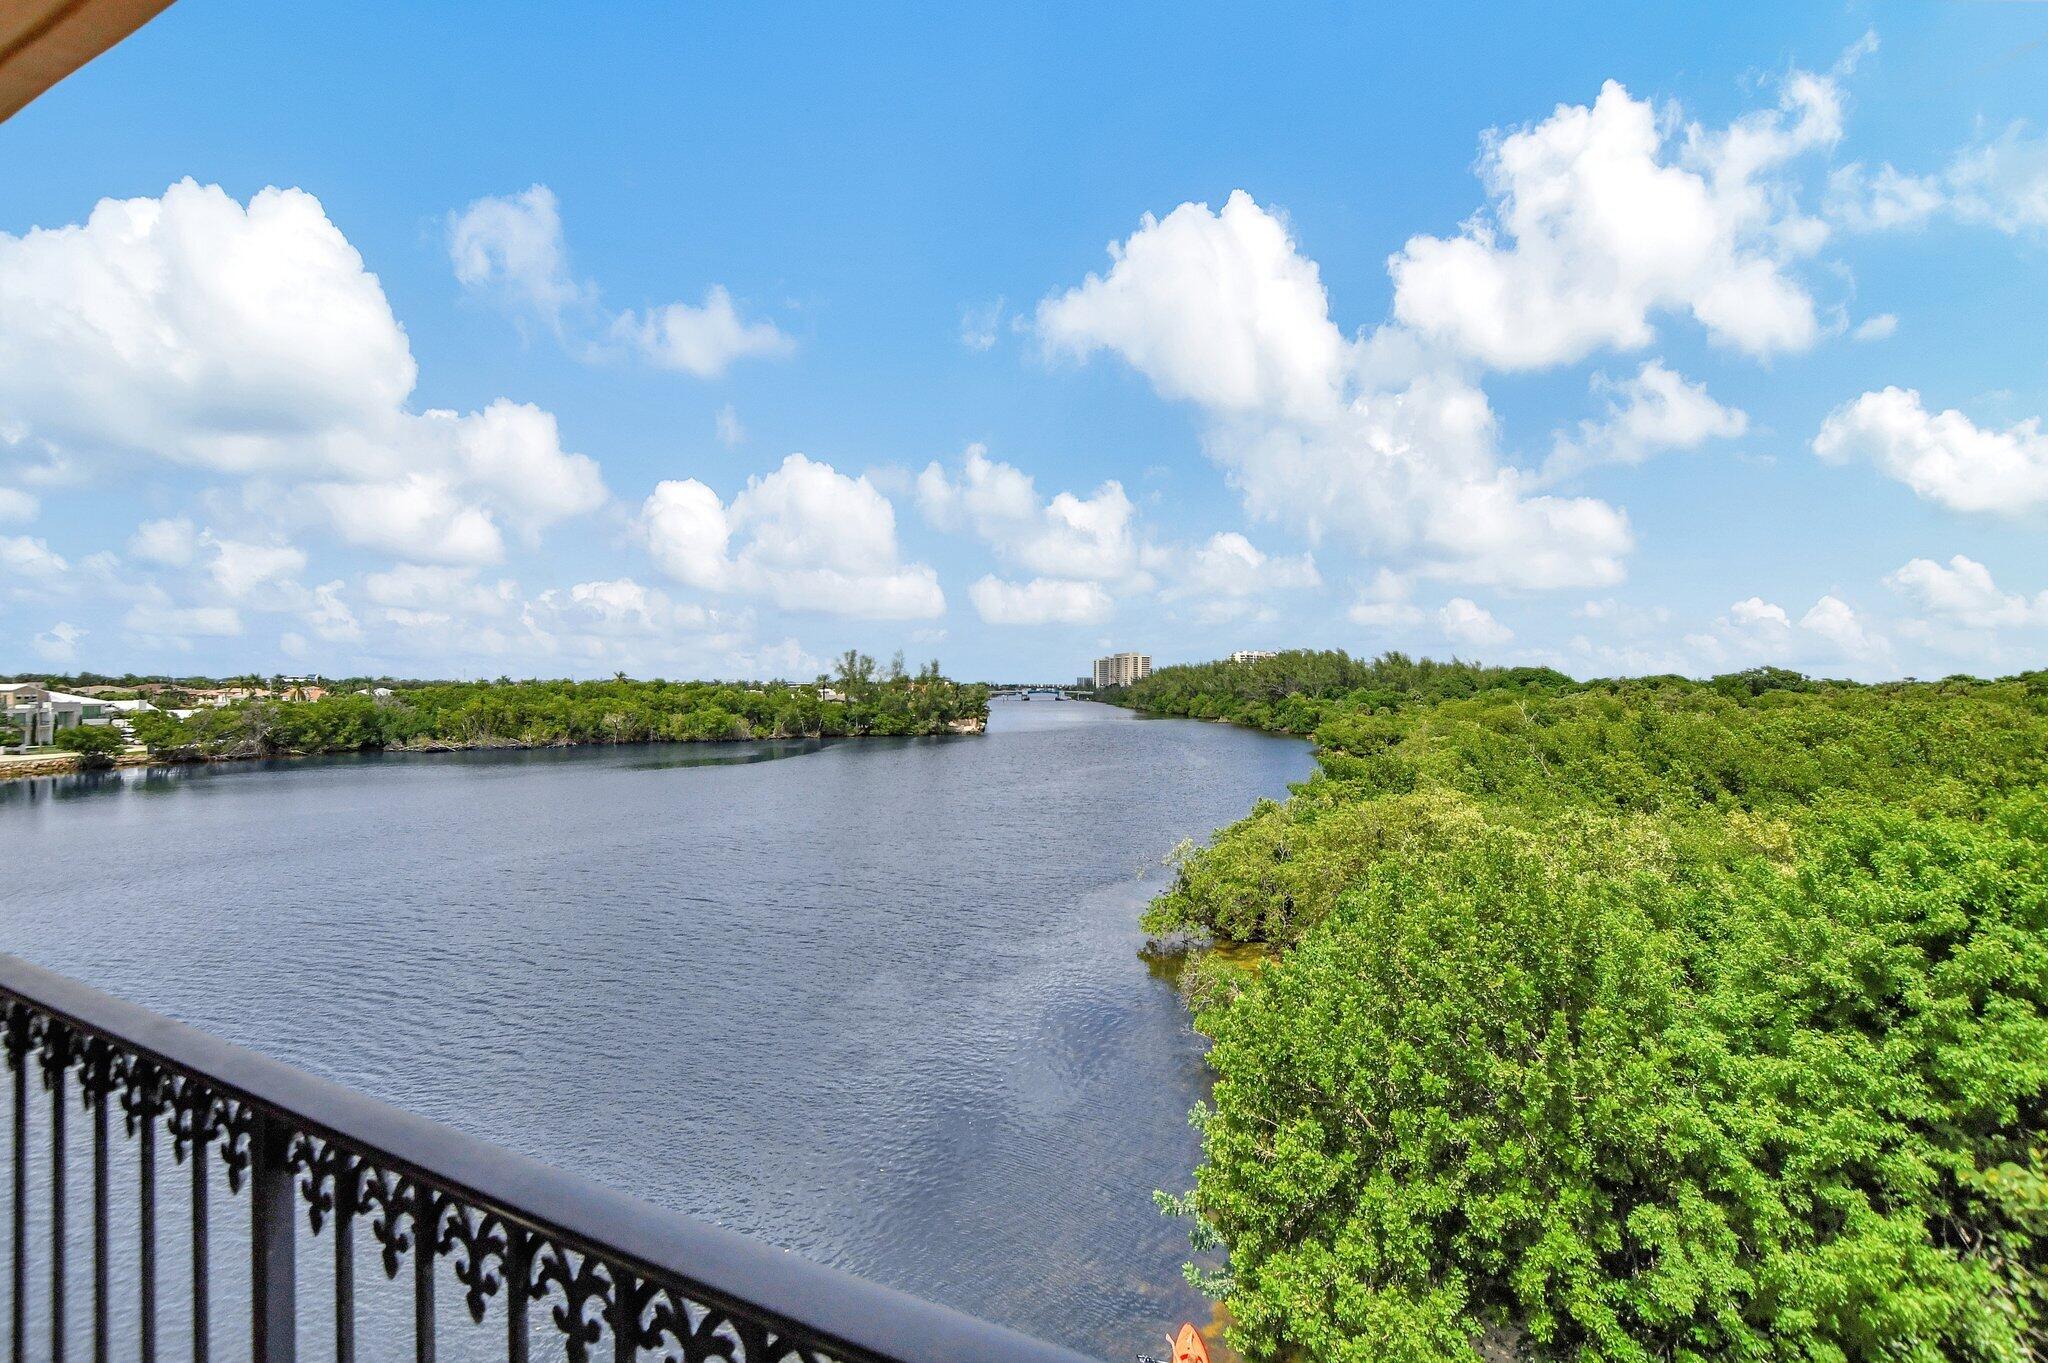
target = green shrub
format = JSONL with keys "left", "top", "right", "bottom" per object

{"left": 1190, "top": 800, "right": 2048, "bottom": 1362}
{"left": 53, "top": 724, "right": 127, "bottom": 769}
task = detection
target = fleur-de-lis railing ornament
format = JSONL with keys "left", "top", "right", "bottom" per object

{"left": 35, "top": 1014, "right": 71, "bottom": 1091}
{"left": 290, "top": 1133, "right": 359, "bottom": 1235}
{"left": 358, "top": 1162, "right": 417, "bottom": 1280}
{"left": 217, "top": 1099, "right": 255, "bottom": 1194}
{"left": 440, "top": 1203, "right": 510, "bottom": 1323}
{"left": 167, "top": 1073, "right": 223, "bottom": 1164}
{"left": 645, "top": 1286, "right": 744, "bottom": 1363}
{"left": 76, "top": 1036, "right": 123, "bottom": 1113}
{"left": 535, "top": 1236, "right": 615, "bottom": 1363}
{"left": 120, "top": 1054, "right": 170, "bottom": 1135}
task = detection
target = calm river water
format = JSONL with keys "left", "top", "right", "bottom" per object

{"left": 0, "top": 698, "right": 1310, "bottom": 1359}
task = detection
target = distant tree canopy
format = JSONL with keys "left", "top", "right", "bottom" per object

{"left": 1105, "top": 649, "right": 1577, "bottom": 734}
{"left": 119, "top": 672, "right": 987, "bottom": 761}
{"left": 52, "top": 724, "right": 127, "bottom": 768}
{"left": 1131, "top": 655, "right": 2048, "bottom": 1363}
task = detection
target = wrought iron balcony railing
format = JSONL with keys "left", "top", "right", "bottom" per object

{"left": 0, "top": 953, "right": 1103, "bottom": 1363}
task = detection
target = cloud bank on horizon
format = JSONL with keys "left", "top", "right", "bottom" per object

{"left": 3, "top": 13, "right": 2046, "bottom": 682}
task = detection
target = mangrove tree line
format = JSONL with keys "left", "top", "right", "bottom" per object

{"left": 1112, "top": 651, "right": 2048, "bottom": 1363}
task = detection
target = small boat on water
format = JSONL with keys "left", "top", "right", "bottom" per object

{"left": 1137, "top": 1323, "right": 1209, "bottom": 1363}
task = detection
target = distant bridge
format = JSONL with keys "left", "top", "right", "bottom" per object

{"left": 988, "top": 684, "right": 1091, "bottom": 698}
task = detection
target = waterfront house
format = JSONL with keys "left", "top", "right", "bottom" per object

{"left": 1, "top": 682, "right": 116, "bottom": 749}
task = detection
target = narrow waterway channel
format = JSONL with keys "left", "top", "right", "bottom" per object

{"left": 0, "top": 697, "right": 1313, "bottom": 1359}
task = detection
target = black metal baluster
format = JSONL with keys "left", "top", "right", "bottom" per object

{"left": 9, "top": 1017, "right": 25, "bottom": 1363}
{"left": 191, "top": 1107, "right": 209, "bottom": 1363}
{"left": 412, "top": 1185, "right": 436, "bottom": 1363}
{"left": 138, "top": 1106, "right": 156, "bottom": 1363}
{"left": 249, "top": 1113, "right": 295, "bottom": 1362}
{"left": 89, "top": 1057, "right": 107, "bottom": 1363}
{"left": 332, "top": 1163, "right": 354, "bottom": 1363}
{"left": 610, "top": 1270, "right": 638, "bottom": 1363}
{"left": 504, "top": 1228, "right": 528, "bottom": 1363}
{"left": 48, "top": 1040, "right": 66, "bottom": 1363}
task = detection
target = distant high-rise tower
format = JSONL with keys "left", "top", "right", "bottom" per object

{"left": 1092, "top": 652, "right": 1152, "bottom": 689}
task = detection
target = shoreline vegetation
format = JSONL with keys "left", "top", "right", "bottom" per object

{"left": 1106, "top": 650, "right": 2048, "bottom": 1363}
{"left": 4, "top": 652, "right": 988, "bottom": 781}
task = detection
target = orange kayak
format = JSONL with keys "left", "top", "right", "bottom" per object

{"left": 1172, "top": 1323, "right": 1209, "bottom": 1363}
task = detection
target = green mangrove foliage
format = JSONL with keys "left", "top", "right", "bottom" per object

{"left": 51, "top": 724, "right": 127, "bottom": 768}
{"left": 1125, "top": 655, "right": 2048, "bottom": 1362}
{"left": 123, "top": 659, "right": 987, "bottom": 761}
{"left": 1105, "top": 648, "right": 1576, "bottom": 734}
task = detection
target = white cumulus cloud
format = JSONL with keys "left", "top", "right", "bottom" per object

{"left": 1438, "top": 597, "right": 1512, "bottom": 649}
{"left": 32, "top": 621, "right": 84, "bottom": 663}
{"left": 536, "top": 578, "right": 706, "bottom": 634}
{"left": 1830, "top": 123, "right": 2048, "bottom": 236}
{"left": 1037, "top": 191, "right": 1633, "bottom": 589}
{"left": 304, "top": 581, "right": 362, "bottom": 642}
{"left": 1798, "top": 593, "right": 1885, "bottom": 661}
{"left": 1544, "top": 360, "right": 1747, "bottom": 481}
{"left": 1728, "top": 596, "right": 1792, "bottom": 631}
{"left": 611, "top": 287, "right": 794, "bottom": 378}
{"left": 363, "top": 564, "right": 520, "bottom": 626}
{"left": 968, "top": 575, "right": 1114, "bottom": 626}
{"left": 641, "top": 454, "right": 944, "bottom": 619}
{"left": 448, "top": 184, "right": 585, "bottom": 325}
{"left": 1813, "top": 387, "right": 2048, "bottom": 514}
{"left": 0, "top": 181, "right": 608, "bottom": 563}
{"left": 1161, "top": 532, "right": 1320, "bottom": 622}
{"left": 1388, "top": 71, "right": 1839, "bottom": 369}
{"left": 917, "top": 445, "right": 1147, "bottom": 586}
{"left": 1350, "top": 569, "right": 1425, "bottom": 628}
{"left": 1, "top": 534, "right": 66, "bottom": 578}
{"left": 311, "top": 476, "right": 507, "bottom": 565}
{"left": 452, "top": 185, "right": 792, "bottom": 380}
{"left": 1885, "top": 555, "right": 2046, "bottom": 629}
{"left": 0, "top": 180, "right": 415, "bottom": 473}
{"left": 128, "top": 518, "right": 198, "bottom": 567}
{"left": 204, "top": 535, "right": 308, "bottom": 599}
{"left": 1040, "top": 191, "right": 1349, "bottom": 419}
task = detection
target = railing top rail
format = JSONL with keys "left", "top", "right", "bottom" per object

{"left": 0, "top": 952, "right": 1106, "bottom": 1363}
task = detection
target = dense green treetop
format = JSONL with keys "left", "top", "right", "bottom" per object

{"left": 1122, "top": 653, "right": 2048, "bottom": 1362}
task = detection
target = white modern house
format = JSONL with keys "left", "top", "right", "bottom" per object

{"left": 1, "top": 682, "right": 152, "bottom": 751}
{"left": 3, "top": 682, "right": 96, "bottom": 749}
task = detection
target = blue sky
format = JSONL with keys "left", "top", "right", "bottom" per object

{"left": 2, "top": 2, "right": 2046, "bottom": 682}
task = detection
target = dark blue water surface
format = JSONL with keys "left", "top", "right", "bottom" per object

{"left": 0, "top": 698, "right": 1311, "bottom": 1359}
